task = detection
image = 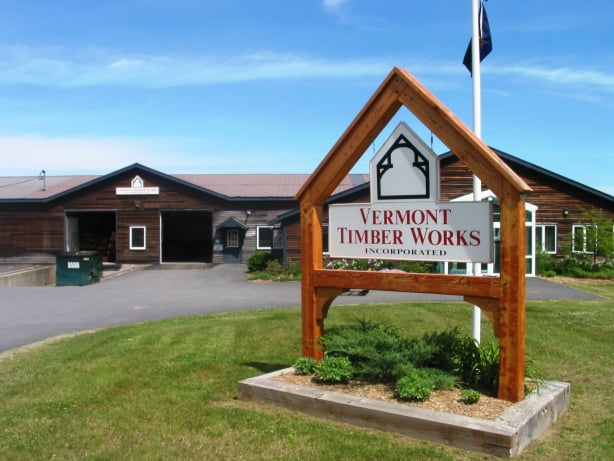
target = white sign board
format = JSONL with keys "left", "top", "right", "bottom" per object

{"left": 116, "top": 175, "right": 159, "bottom": 195}
{"left": 328, "top": 121, "right": 493, "bottom": 263}
{"left": 329, "top": 202, "right": 493, "bottom": 262}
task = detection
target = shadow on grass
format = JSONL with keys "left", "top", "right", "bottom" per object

{"left": 243, "top": 361, "right": 290, "bottom": 374}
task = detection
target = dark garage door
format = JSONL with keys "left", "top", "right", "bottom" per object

{"left": 161, "top": 211, "right": 213, "bottom": 263}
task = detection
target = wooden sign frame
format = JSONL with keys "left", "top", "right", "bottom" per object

{"left": 295, "top": 67, "right": 532, "bottom": 402}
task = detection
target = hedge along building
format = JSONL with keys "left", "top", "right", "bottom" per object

{"left": 0, "top": 163, "right": 366, "bottom": 265}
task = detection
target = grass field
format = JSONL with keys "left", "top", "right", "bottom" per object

{"left": 0, "top": 281, "right": 612, "bottom": 460}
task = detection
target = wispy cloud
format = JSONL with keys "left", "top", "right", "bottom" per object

{"left": 1, "top": 46, "right": 612, "bottom": 102}
{"left": 0, "top": 47, "right": 390, "bottom": 88}
{"left": 322, "top": 0, "right": 348, "bottom": 14}
{"left": 488, "top": 64, "right": 614, "bottom": 94}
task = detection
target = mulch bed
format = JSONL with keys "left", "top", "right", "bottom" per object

{"left": 272, "top": 371, "right": 514, "bottom": 420}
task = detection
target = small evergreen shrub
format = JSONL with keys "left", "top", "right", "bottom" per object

{"left": 247, "top": 252, "right": 276, "bottom": 272}
{"left": 321, "top": 320, "right": 465, "bottom": 383}
{"left": 315, "top": 356, "right": 353, "bottom": 383}
{"left": 320, "top": 319, "right": 410, "bottom": 381}
{"left": 421, "top": 368, "right": 459, "bottom": 390}
{"left": 293, "top": 357, "right": 317, "bottom": 375}
{"left": 461, "top": 389, "right": 481, "bottom": 404}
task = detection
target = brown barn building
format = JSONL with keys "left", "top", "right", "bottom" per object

{"left": 1, "top": 149, "right": 613, "bottom": 277}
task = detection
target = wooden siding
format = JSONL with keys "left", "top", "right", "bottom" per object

{"left": 0, "top": 169, "right": 296, "bottom": 264}
{"left": 440, "top": 158, "right": 614, "bottom": 256}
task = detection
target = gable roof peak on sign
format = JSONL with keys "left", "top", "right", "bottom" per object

{"left": 295, "top": 66, "right": 532, "bottom": 206}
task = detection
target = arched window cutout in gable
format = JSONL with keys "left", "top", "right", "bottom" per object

{"left": 376, "top": 134, "right": 429, "bottom": 200}
{"left": 370, "top": 121, "right": 439, "bottom": 203}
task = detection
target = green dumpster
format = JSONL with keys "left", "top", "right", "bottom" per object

{"left": 56, "top": 251, "right": 103, "bottom": 286}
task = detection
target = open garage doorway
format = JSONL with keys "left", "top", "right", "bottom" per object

{"left": 65, "top": 211, "right": 117, "bottom": 262}
{"left": 161, "top": 210, "right": 213, "bottom": 263}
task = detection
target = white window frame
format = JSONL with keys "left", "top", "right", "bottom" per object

{"left": 572, "top": 224, "right": 594, "bottom": 253}
{"left": 256, "top": 225, "right": 274, "bottom": 250}
{"left": 226, "top": 229, "right": 239, "bottom": 248}
{"left": 129, "top": 226, "right": 146, "bottom": 250}
{"left": 536, "top": 224, "right": 557, "bottom": 254}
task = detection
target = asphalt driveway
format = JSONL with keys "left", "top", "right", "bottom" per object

{"left": 0, "top": 264, "right": 600, "bottom": 353}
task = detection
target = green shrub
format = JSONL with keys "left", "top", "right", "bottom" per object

{"left": 394, "top": 367, "right": 458, "bottom": 402}
{"left": 454, "top": 337, "right": 500, "bottom": 393}
{"left": 395, "top": 369, "right": 434, "bottom": 402}
{"left": 421, "top": 368, "right": 459, "bottom": 390}
{"left": 320, "top": 319, "right": 410, "bottom": 381}
{"left": 286, "top": 264, "right": 301, "bottom": 278}
{"left": 264, "top": 259, "right": 284, "bottom": 276}
{"left": 420, "top": 328, "right": 463, "bottom": 372}
{"left": 247, "top": 252, "right": 276, "bottom": 272}
{"left": 476, "top": 341, "right": 500, "bottom": 392}
{"left": 454, "top": 336, "right": 481, "bottom": 387}
{"left": 461, "top": 389, "right": 481, "bottom": 404}
{"left": 395, "top": 261, "right": 434, "bottom": 273}
{"left": 315, "top": 356, "right": 353, "bottom": 383}
{"left": 293, "top": 357, "right": 317, "bottom": 375}
{"left": 321, "top": 320, "right": 464, "bottom": 383}
{"left": 536, "top": 249, "right": 557, "bottom": 276}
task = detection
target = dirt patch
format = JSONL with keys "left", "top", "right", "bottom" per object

{"left": 272, "top": 371, "right": 513, "bottom": 420}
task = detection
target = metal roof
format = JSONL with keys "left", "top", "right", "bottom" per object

{"left": 175, "top": 173, "right": 369, "bottom": 198}
{"left": 0, "top": 165, "right": 369, "bottom": 202}
{"left": 0, "top": 175, "right": 97, "bottom": 200}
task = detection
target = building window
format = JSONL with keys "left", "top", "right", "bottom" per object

{"left": 272, "top": 228, "right": 284, "bottom": 249}
{"left": 257, "top": 226, "right": 273, "bottom": 250}
{"left": 129, "top": 226, "right": 146, "bottom": 250}
{"left": 572, "top": 224, "right": 598, "bottom": 253}
{"left": 536, "top": 224, "right": 557, "bottom": 254}
{"left": 227, "top": 229, "right": 239, "bottom": 248}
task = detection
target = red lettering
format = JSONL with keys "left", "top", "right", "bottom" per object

{"left": 359, "top": 208, "right": 370, "bottom": 225}
{"left": 455, "top": 230, "right": 469, "bottom": 246}
{"left": 372, "top": 210, "right": 382, "bottom": 225}
{"left": 393, "top": 229, "right": 403, "bottom": 244}
{"left": 396, "top": 209, "right": 411, "bottom": 225}
{"left": 425, "top": 209, "right": 438, "bottom": 224}
{"left": 410, "top": 227, "right": 427, "bottom": 244}
{"left": 412, "top": 210, "right": 425, "bottom": 225}
{"left": 383, "top": 209, "right": 393, "bottom": 225}
{"left": 470, "top": 230, "right": 481, "bottom": 246}
{"left": 441, "top": 209, "right": 451, "bottom": 225}
{"left": 427, "top": 229, "right": 442, "bottom": 245}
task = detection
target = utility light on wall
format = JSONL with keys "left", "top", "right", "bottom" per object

{"left": 562, "top": 208, "right": 569, "bottom": 217}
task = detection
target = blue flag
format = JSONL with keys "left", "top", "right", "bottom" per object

{"left": 463, "top": 2, "right": 493, "bottom": 73}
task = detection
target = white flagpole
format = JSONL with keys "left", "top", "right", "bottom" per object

{"left": 471, "top": 0, "right": 482, "bottom": 343}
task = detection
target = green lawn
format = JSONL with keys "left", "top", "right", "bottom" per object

{"left": 0, "top": 282, "right": 612, "bottom": 460}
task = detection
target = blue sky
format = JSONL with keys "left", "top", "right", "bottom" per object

{"left": 0, "top": 0, "right": 612, "bottom": 195}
